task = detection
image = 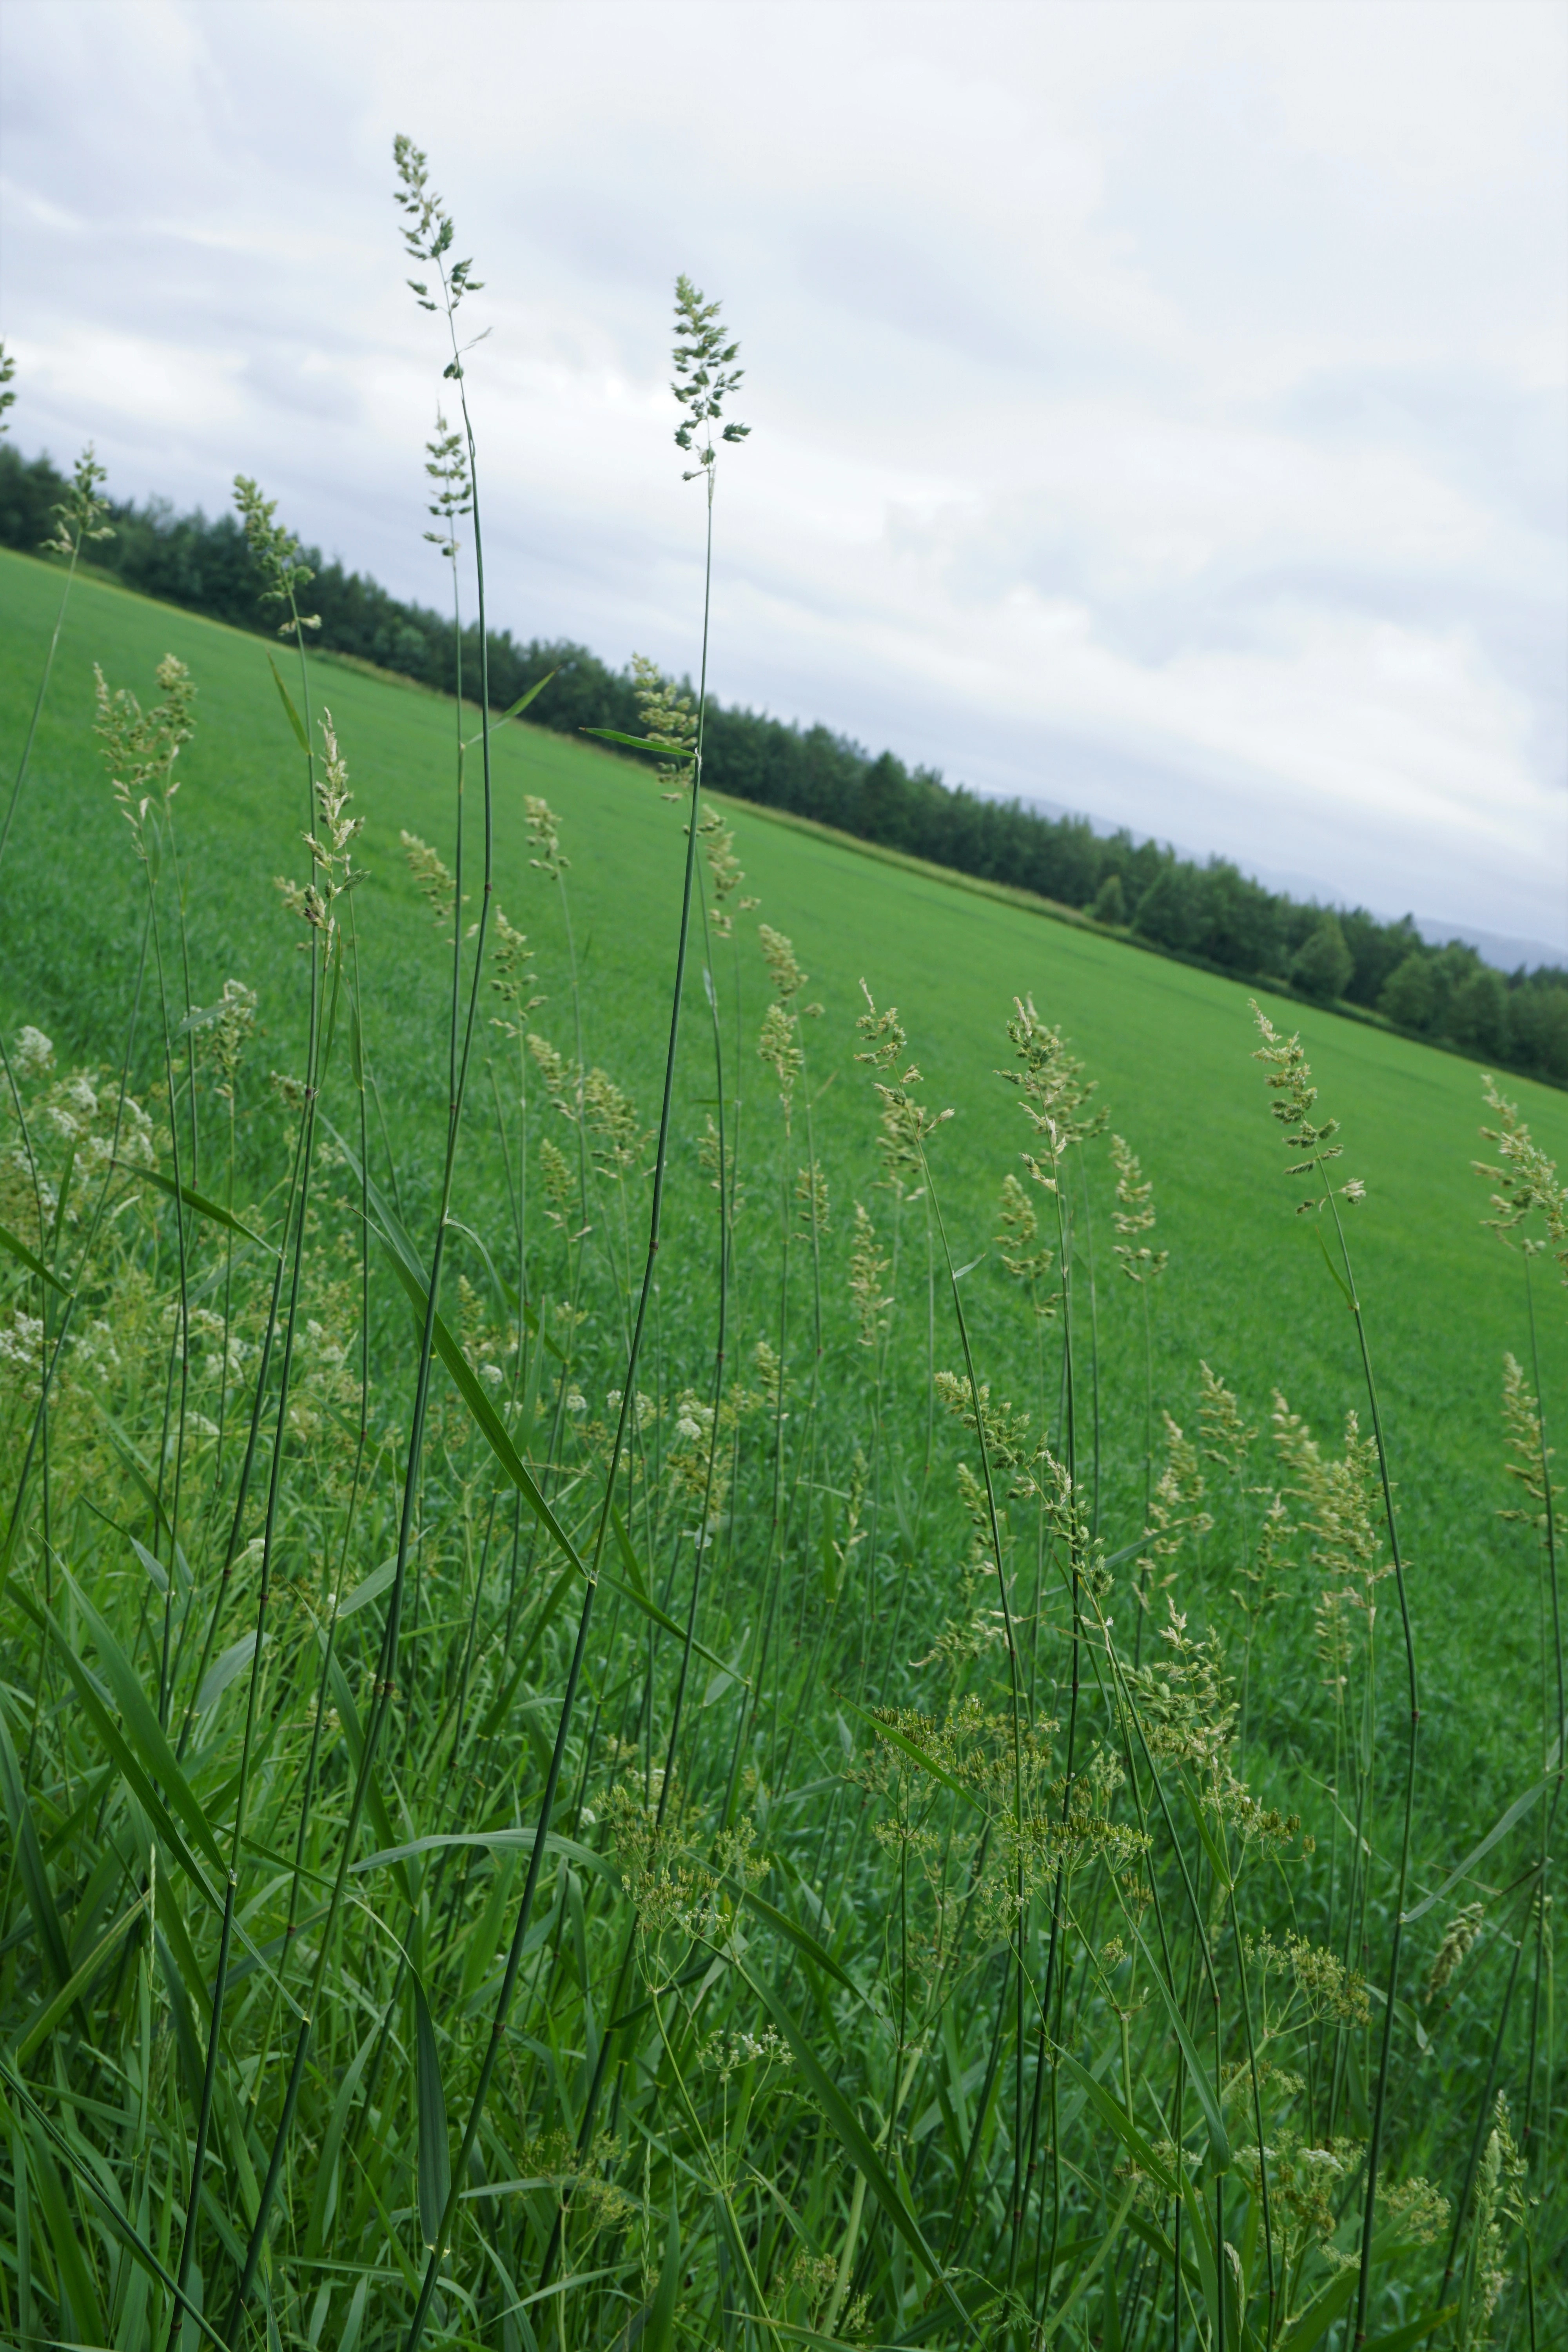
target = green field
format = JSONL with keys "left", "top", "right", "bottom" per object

{"left": 2, "top": 535, "right": 1564, "bottom": 2347}
{"left": 4, "top": 544, "right": 1561, "bottom": 1805}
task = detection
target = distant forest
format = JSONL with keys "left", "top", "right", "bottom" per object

{"left": 4, "top": 440, "right": 1563, "bottom": 1085}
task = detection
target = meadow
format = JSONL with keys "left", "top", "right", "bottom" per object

{"left": 0, "top": 173, "right": 1564, "bottom": 2352}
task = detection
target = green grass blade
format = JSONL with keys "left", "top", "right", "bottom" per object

{"left": 349, "top": 1827, "right": 617, "bottom": 1889}
{"left": 1359, "top": 2309, "right": 1459, "bottom": 2352}
{"left": 740, "top": 1885, "right": 865, "bottom": 2005}
{"left": 1, "top": 2055, "right": 229, "bottom": 2348}
{"left": 643, "top": 2186, "right": 680, "bottom": 2352}
{"left": 117, "top": 1160, "right": 279, "bottom": 1255}
{"left": 843, "top": 1698, "right": 985, "bottom": 1816}
{"left": 0, "top": 1215, "right": 74, "bottom": 1296}
{"left": 1053, "top": 2047, "right": 1177, "bottom": 2194}
{"left": 0, "top": 1693, "right": 74, "bottom": 1990}
{"left": 10, "top": 1890, "right": 148, "bottom": 2063}
{"left": 413, "top": 1967, "right": 452, "bottom": 2251}
{"left": 1401, "top": 1767, "right": 1553, "bottom": 1924}
{"left": 60, "top": 1566, "right": 229, "bottom": 1877}
{"left": 12, "top": 1587, "right": 222, "bottom": 1911}
{"left": 267, "top": 652, "right": 310, "bottom": 751}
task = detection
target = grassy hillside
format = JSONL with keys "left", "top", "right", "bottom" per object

{"left": 3, "top": 534, "right": 1564, "bottom": 2349}
{"left": 3, "top": 543, "right": 1561, "bottom": 1804}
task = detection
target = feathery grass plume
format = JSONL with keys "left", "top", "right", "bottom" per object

{"left": 93, "top": 653, "right": 196, "bottom": 852}
{"left": 1458, "top": 2095, "right": 1525, "bottom": 2351}
{"left": 277, "top": 711, "right": 363, "bottom": 950}
{"left": 395, "top": 131, "right": 483, "bottom": 318}
{"left": 422, "top": 407, "right": 472, "bottom": 559}
{"left": 1250, "top": 1002, "right": 1365, "bottom": 1214}
{"left": 233, "top": 474, "right": 320, "bottom": 638}
{"left": 848, "top": 1200, "right": 892, "bottom": 1350}
{"left": 525, "top": 791, "right": 568, "bottom": 877}
{"left": 758, "top": 1000, "right": 802, "bottom": 1126}
{"left": 671, "top": 273, "right": 750, "bottom": 479}
{"left": 1272, "top": 1392, "right": 1389, "bottom": 1610}
{"left": 999, "top": 995, "right": 1105, "bottom": 1187}
{"left": 700, "top": 808, "right": 748, "bottom": 933}
{"left": 1110, "top": 1132, "right": 1167, "bottom": 1283}
{"left": 42, "top": 442, "right": 114, "bottom": 561}
{"left": 795, "top": 1159, "right": 829, "bottom": 1238}
{"left": 583, "top": 1066, "right": 649, "bottom": 1183}
{"left": 181, "top": 976, "right": 258, "bottom": 1098}
{"left": 1425, "top": 1902, "right": 1485, "bottom": 2007}
{"left": 1499, "top": 1353, "right": 1560, "bottom": 1541}
{"left": 1249, "top": 1001, "right": 1416, "bottom": 2341}
{"left": 401, "top": 827, "right": 459, "bottom": 927}
{"left": 759, "top": 922, "right": 806, "bottom": 1000}
{"left": 488, "top": 906, "right": 542, "bottom": 1026}
{"left": 1199, "top": 1359, "right": 1256, "bottom": 1475}
{"left": 630, "top": 652, "right": 699, "bottom": 799}
{"left": 1137, "top": 1409, "right": 1213, "bottom": 1568}
{"left": 995, "top": 1169, "right": 1056, "bottom": 1308}
{"left": 1475, "top": 1073, "right": 1568, "bottom": 1279}
{"left": 856, "top": 980, "right": 952, "bottom": 1191}
{"left": 757, "top": 924, "right": 809, "bottom": 1126}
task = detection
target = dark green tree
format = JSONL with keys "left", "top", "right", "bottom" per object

{"left": 1446, "top": 965, "right": 1508, "bottom": 1056}
{"left": 1091, "top": 871, "right": 1126, "bottom": 925}
{"left": 1134, "top": 862, "right": 1202, "bottom": 955}
{"left": 1379, "top": 952, "right": 1437, "bottom": 1031}
{"left": 1290, "top": 912, "right": 1354, "bottom": 1001}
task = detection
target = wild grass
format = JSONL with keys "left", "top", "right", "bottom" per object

{"left": 0, "top": 149, "right": 1564, "bottom": 2352}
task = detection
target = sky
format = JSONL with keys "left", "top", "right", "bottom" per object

{"left": 2, "top": 0, "right": 1565, "bottom": 956}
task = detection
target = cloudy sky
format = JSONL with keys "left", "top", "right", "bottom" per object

{"left": 3, "top": 0, "right": 1565, "bottom": 954}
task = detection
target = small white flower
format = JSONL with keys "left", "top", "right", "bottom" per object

{"left": 565, "top": 1389, "right": 587, "bottom": 1414}
{"left": 675, "top": 1414, "right": 702, "bottom": 1443}
{"left": 15, "top": 1026, "right": 54, "bottom": 1073}
{"left": 479, "top": 1361, "right": 503, "bottom": 1387}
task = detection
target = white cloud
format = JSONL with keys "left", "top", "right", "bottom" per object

{"left": 2, "top": 0, "right": 1563, "bottom": 948}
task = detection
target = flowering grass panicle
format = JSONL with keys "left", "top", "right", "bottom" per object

{"left": 1475, "top": 1073, "right": 1568, "bottom": 1278}
{"left": 233, "top": 475, "right": 319, "bottom": 636}
{"left": 671, "top": 273, "right": 750, "bottom": 480}
{"left": 1110, "top": 1131, "right": 1167, "bottom": 1283}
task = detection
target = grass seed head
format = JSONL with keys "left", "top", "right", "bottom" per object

{"left": 1475, "top": 1073, "right": 1568, "bottom": 1279}
{"left": 1111, "top": 1132, "right": 1168, "bottom": 1283}
{"left": 848, "top": 1201, "right": 892, "bottom": 1350}
{"left": 1250, "top": 1002, "right": 1365, "bottom": 1213}
{"left": 41, "top": 443, "right": 113, "bottom": 557}
{"left": 394, "top": 134, "right": 482, "bottom": 314}
{"left": 671, "top": 274, "right": 750, "bottom": 481}
{"left": 423, "top": 407, "right": 472, "bottom": 558}
{"left": 233, "top": 476, "right": 319, "bottom": 635}
{"left": 1424, "top": 1901, "right": 1484, "bottom": 2006}
{"left": 524, "top": 793, "right": 568, "bottom": 878}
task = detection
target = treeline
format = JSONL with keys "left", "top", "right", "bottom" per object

{"left": 4, "top": 439, "right": 1563, "bottom": 1083}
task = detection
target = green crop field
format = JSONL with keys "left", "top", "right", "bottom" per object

{"left": 2, "top": 500, "right": 1564, "bottom": 2352}
{"left": 4, "top": 544, "right": 1561, "bottom": 1797}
